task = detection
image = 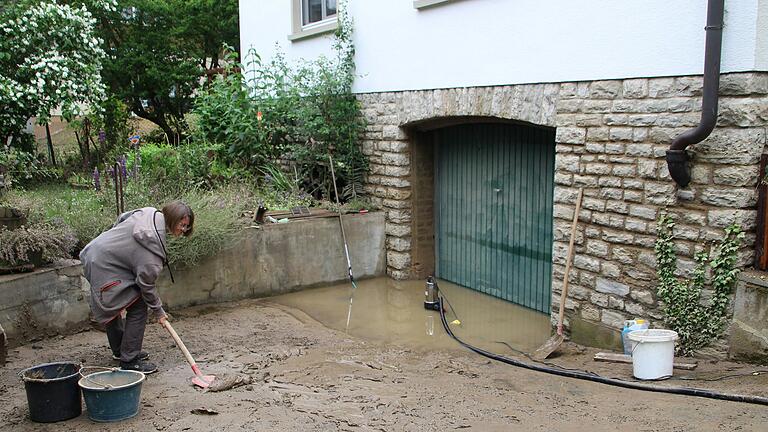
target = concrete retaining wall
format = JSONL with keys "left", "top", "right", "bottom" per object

{"left": 0, "top": 213, "right": 386, "bottom": 347}
{"left": 0, "top": 260, "right": 90, "bottom": 347}
{"left": 729, "top": 271, "right": 768, "bottom": 362}
{"left": 159, "top": 213, "right": 386, "bottom": 309}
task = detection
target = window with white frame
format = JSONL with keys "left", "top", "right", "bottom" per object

{"left": 290, "top": 0, "right": 338, "bottom": 41}
{"left": 302, "top": 0, "right": 337, "bottom": 27}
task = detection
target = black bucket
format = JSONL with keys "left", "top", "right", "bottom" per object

{"left": 19, "top": 361, "right": 82, "bottom": 422}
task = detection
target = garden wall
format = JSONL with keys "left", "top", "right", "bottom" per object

{"left": 730, "top": 271, "right": 768, "bottom": 362}
{"left": 158, "top": 213, "right": 386, "bottom": 309}
{"left": 359, "top": 72, "right": 768, "bottom": 359}
{"left": 0, "top": 213, "right": 386, "bottom": 347}
{"left": 0, "top": 260, "right": 90, "bottom": 347}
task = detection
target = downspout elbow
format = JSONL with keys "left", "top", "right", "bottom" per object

{"left": 666, "top": 0, "right": 724, "bottom": 188}
{"left": 666, "top": 148, "right": 692, "bottom": 187}
{"left": 667, "top": 110, "right": 718, "bottom": 187}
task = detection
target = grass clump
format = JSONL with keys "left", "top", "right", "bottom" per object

{"left": 3, "top": 185, "right": 115, "bottom": 251}
{"left": 165, "top": 184, "right": 254, "bottom": 267}
{"left": 0, "top": 221, "right": 77, "bottom": 266}
{"left": 1, "top": 180, "right": 307, "bottom": 268}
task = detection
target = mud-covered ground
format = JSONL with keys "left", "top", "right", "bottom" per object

{"left": 1, "top": 298, "right": 767, "bottom": 431}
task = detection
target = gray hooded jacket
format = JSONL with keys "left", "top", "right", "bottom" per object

{"left": 80, "top": 207, "right": 168, "bottom": 323}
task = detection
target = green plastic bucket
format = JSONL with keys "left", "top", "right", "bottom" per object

{"left": 78, "top": 369, "right": 145, "bottom": 422}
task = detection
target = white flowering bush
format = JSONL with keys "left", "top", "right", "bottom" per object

{"left": 0, "top": 0, "right": 116, "bottom": 144}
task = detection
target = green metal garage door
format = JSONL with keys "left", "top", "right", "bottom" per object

{"left": 435, "top": 123, "right": 555, "bottom": 313}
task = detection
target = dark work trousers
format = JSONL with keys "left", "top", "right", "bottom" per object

{"left": 105, "top": 295, "right": 148, "bottom": 363}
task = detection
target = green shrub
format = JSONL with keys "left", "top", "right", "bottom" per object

{"left": 192, "top": 6, "right": 368, "bottom": 202}
{"left": 165, "top": 184, "right": 254, "bottom": 266}
{"left": 0, "top": 146, "right": 61, "bottom": 187}
{"left": 143, "top": 127, "right": 172, "bottom": 145}
{"left": 133, "top": 141, "right": 250, "bottom": 192}
{"left": 68, "top": 97, "right": 133, "bottom": 170}
{"left": 193, "top": 59, "right": 277, "bottom": 168}
{"left": 3, "top": 173, "right": 325, "bottom": 268}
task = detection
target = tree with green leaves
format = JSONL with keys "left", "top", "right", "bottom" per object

{"left": 193, "top": 5, "right": 367, "bottom": 201}
{"left": 185, "top": 0, "right": 240, "bottom": 70}
{"left": 94, "top": 0, "right": 239, "bottom": 143}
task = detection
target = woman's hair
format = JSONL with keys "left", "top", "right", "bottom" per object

{"left": 162, "top": 200, "right": 194, "bottom": 237}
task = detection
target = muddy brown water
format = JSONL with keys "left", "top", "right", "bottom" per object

{"left": 271, "top": 278, "right": 552, "bottom": 354}
{"left": 1, "top": 277, "right": 767, "bottom": 431}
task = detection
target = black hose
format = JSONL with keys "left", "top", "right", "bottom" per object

{"left": 437, "top": 297, "right": 768, "bottom": 406}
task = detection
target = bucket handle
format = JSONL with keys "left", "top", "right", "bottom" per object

{"left": 628, "top": 329, "right": 654, "bottom": 356}
{"left": 79, "top": 366, "right": 119, "bottom": 377}
{"left": 18, "top": 362, "right": 83, "bottom": 383}
{"left": 79, "top": 366, "right": 121, "bottom": 389}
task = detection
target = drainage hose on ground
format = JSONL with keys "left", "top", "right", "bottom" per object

{"left": 437, "top": 297, "right": 768, "bottom": 406}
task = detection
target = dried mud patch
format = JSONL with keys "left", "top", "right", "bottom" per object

{"left": 0, "top": 299, "right": 766, "bottom": 431}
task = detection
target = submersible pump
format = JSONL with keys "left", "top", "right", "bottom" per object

{"left": 424, "top": 276, "right": 440, "bottom": 310}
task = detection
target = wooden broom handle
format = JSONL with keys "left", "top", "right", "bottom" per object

{"left": 161, "top": 320, "right": 204, "bottom": 377}
{"left": 557, "top": 188, "right": 583, "bottom": 336}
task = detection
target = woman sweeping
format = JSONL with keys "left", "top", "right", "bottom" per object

{"left": 80, "top": 201, "right": 194, "bottom": 374}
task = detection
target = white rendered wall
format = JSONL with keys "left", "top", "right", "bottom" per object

{"left": 757, "top": 0, "right": 768, "bottom": 70}
{"left": 239, "top": 0, "right": 767, "bottom": 94}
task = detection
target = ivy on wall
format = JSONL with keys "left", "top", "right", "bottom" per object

{"left": 654, "top": 213, "right": 745, "bottom": 356}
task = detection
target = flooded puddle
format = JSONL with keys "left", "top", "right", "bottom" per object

{"left": 271, "top": 277, "right": 552, "bottom": 354}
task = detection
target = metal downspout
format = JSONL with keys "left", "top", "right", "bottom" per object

{"left": 666, "top": 0, "right": 725, "bottom": 187}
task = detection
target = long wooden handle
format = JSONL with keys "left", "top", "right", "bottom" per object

{"left": 161, "top": 320, "right": 204, "bottom": 377}
{"left": 557, "top": 188, "right": 583, "bottom": 336}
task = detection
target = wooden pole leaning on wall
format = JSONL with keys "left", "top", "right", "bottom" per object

{"left": 117, "top": 164, "right": 125, "bottom": 214}
{"left": 119, "top": 164, "right": 124, "bottom": 214}
{"left": 45, "top": 123, "right": 56, "bottom": 166}
{"left": 114, "top": 162, "right": 124, "bottom": 216}
{"left": 114, "top": 162, "right": 120, "bottom": 216}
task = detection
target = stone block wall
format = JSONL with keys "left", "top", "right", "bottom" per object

{"left": 358, "top": 73, "right": 768, "bottom": 357}
{"left": 358, "top": 84, "right": 560, "bottom": 280}
{"left": 409, "top": 132, "right": 435, "bottom": 279}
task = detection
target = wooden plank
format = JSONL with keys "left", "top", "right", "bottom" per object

{"left": 265, "top": 209, "right": 336, "bottom": 220}
{"left": 594, "top": 352, "right": 698, "bottom": 370}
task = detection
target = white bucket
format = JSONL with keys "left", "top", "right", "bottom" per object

{"left": 627, "top": 329, "right": 678, "bottom": 380}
